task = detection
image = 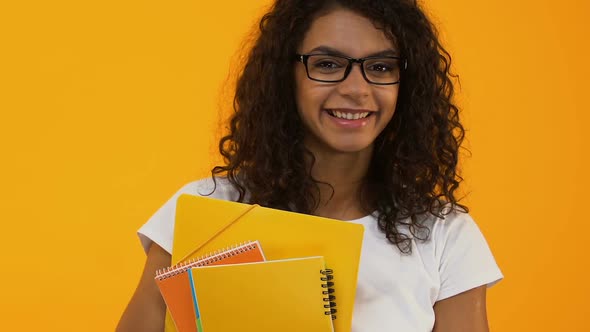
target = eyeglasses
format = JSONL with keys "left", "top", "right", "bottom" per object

{"left": 295, "top": 53, "right": 407, "bottom": 85}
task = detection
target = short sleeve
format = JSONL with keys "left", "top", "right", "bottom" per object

{"left": 137, "top": 177, "right": 239, "bottom": 255}
{"left": 434, "top": 212, "right": 503, "bottom": 301}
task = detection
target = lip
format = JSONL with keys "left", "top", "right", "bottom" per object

{"left": 327, "top": 108, "right": 375, "bottom": 114}
{"left": 323, "top": 108, "right": 374, "bottom": 129}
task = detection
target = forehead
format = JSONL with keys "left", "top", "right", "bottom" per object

{"left": 299, "top": 8, "right": 395, "bottom": 57}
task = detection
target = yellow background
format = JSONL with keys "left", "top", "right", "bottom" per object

{"left": 0, "top": 0, "right": 587, "bottom": 331}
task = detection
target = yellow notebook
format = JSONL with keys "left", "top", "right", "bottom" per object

{"left": 165, "top": 194, "right": 365, "bottom": 332}
{"left": 188, "top": 256, "right": 335, "bottom": 332}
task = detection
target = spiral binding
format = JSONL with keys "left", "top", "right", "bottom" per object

{"left": 155, "top": 241, "right": 260, "bottom": 281}
{"left": 320, "top": 268, "right": 337, "bottom": 320}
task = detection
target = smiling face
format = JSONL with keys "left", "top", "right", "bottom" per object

{"left": 295, "top": 8, "right": 400, "bottom": 156}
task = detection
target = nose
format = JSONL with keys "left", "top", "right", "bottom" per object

{"left": 336, "top": 63, "right": 370, "bottom": 100}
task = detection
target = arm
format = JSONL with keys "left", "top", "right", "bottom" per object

{"left": 116, "top": 243, "right": 171, "bottom": 332}
{"left": 433, "top": 285, "right": 489, "bottom": 332}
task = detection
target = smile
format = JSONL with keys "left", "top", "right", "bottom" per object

{"left": 326, "top": 109, "right": 372, "bottom": 120}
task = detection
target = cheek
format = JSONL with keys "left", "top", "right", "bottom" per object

{"left": 295, "top": 76, "right": 327, "bottom": 113}
{"left": 378, "top": 88, "right": 399, "bottom": 114}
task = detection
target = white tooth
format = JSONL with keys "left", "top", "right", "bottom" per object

{"left": 335, "top": 111, "right": 342, "bottom": 118}
{"left": 346, "top": 113, "right": 353, "bottom": 120}
{"left": 353, "top": 113, "right": 360, "bottom": 120}
{"left": 362, "top": 112, "right": 369, "bottom": 118}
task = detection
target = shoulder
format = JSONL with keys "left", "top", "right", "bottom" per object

{"left": 422, "top": 209, "right": 503, "bottom": 301}
{"left": 137, "top": 177, "right": 240, "bottom": 254}
{"left": 414, "top": 208, "right": 492, "bottom": 266}
{"left": 429, "top": 208, "right": 483, "bottom": 245}
{"left": 384, "top": 207, "right": 484, "bottom": 248}
{"left": 174, "top": 177, "right": 241, "bottom": 201}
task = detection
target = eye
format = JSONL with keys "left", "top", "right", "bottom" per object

{"left": 365, "top": 58, "right": 400, "bottom": 74}
{"left": 366, "top": 63, "right": 394, "bottom": 72}
{"left": 313, "top": 60, "right": 343, "bottom": 70}
{"left": 308, "top": 55, "right": 348, "bottom": 73}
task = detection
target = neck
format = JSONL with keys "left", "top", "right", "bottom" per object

{"left": 304, "top": 141, "right": 374, "bottom": 220}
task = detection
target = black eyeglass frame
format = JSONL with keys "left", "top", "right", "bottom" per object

{"left": 295, "top": 53, "right": 407, "bottom": 85}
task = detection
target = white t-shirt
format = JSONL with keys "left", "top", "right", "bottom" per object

{"left": 138, "top": 178, "right": 503, "bottom": 332}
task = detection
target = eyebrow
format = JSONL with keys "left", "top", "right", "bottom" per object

{"left": 306, "top": 45, "right": 399, "bottom": 57}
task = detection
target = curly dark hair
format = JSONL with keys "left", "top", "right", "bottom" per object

{"left": 211, "top": 0, "right": 468, "bottom": 254}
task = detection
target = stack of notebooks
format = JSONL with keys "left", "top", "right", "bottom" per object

{"left": 156, "top": 195, "right": 365, "bottom": 332}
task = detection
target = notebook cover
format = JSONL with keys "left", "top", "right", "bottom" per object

{"left": 166, "top": 194, "right": 364, "bottom": 332}
{"left": 189, "top": 257, "right": 334, "bottom": 332}
{"left": 157, "top": 241, "right": 265, "bottom": 332}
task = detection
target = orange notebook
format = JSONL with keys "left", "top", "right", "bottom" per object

{"left": 155, "top": 241, "right": 265, "bottom": 332}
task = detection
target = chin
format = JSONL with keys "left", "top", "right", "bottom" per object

{"left": 324, "top": 139, "right": 374, "bottom": 155}
{"left": 304, "top": 132, "right": 376, "bottom": 155}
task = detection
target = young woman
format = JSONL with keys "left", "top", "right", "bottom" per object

{"left": 117, "top": 0, "right": 502, "bottom": 331}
